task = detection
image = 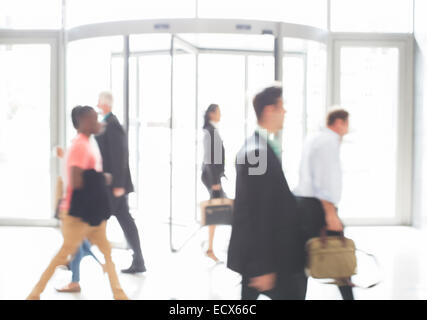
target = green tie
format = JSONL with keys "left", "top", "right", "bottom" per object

{"left": 255, "top": 127, "right": 282, "bottom": 161}
{"left": 268, "top": 136, "right": 282, "bottom": 161}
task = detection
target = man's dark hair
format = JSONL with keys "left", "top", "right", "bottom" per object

{"left": 252, "top": 86, "right": 283, "bottom": 120}
{"left": 71, "top": 105, "right": 94, "bottom": 130}
{"left": 327, "top": 109, "right": 349, "bottom": 126}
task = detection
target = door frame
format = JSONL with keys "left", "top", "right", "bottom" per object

{"left": 0, "top": 32, "right": 62, "bottom": 227}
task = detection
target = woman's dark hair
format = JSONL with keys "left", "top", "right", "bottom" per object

{"left": 71, "top": 105, "right": 94, "bottom": 130}
{"left": 203, "top": 104, "right": 219, "bottom": 129}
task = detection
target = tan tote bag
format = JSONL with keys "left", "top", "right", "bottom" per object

{"left": 305, "top": 235, "right": 357, "bottom": 279}
{"left": 305, "top": 229, "right": 381, "bottom": 289}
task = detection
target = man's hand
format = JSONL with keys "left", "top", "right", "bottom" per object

{"left": 104, "top": 173, "right": 112, "bottom": 186}
{"left": 113, "top": 187, "right": 126, "bottom": 198}
{"left": 321, "top": 200, "right": 343, "bottom": 231}
{"left": 325, "top": 213, "right": 343, "bottom": 231}
{"left": 248, "top": 273, "right": 277, "bottom": 292}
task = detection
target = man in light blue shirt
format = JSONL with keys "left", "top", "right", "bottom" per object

{"left": 294, "top": 109, "right": 354, "bottom": 300}
{"left": 294, "top": 109, "right": 349, "bottom": 231}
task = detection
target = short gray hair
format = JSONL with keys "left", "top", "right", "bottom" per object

{"left": 98, "top": 91, "right": 113, "bottom": 107}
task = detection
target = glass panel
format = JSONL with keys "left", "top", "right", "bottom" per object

{"left": 111, "top": 56, "right": 125, "bottom": 125}
{"left": 339, "top": 46, "right": 399, "bottom": 220}
{"left": 66, "top": 36, "right": 123, "bottom": 146}
{"left": 283, "top": 38, "right": 327, "bottom": 137}
{"left": 196, "top": 34, "right": 274, "bottom": 207}
{"left": 282, "top": 39, "right": 327, "bottom": 190}
{"left": 198, "top": 54, "right": 246, "bottom": 203}
{"left": 128, "top": 56, "right": 139, "bottom": 209}
{"left": 170, "top": 37, "right": 198, "bottom": 249}
{"left": 171, "top": 44, "right": 197, "bottom": 224}
{"left": 66, "top": 0, "right": 196, "bottom": 28}
{"left": 331, "top": 0, "right": 413, "bottom": 33}
{"left": 282, "top": 55, "right": 305, "bottom": 190}
{"left": 246, "top": 55, "right": 275, "bottom": 136}
{"left": 130, "top": 34, "right": 172, "bottom": 53}
{"left": 133, "top": 54, "right": 172, "bottom": 222}
{"left": 198, "top": 0, "right": 327, "bottom": 28}
{"left": 0, "top": 0, "right": 61, "bottom": 29}
{"left": 178, "top": 34, "right": 274, "bottom": 52}
{"left": 0, "top": 44, "right": 51, "bottom": 219}
{"left": 139, "top": 55, "right": 172, "bottom": 124}
{"left": 305, "top": 41, "right": 327, "bottom": 136}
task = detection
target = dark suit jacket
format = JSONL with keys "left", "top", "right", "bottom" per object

{"left": 69, "top": 169, "right": 112, "bottom": 226}
{"left": 95, "top": 113, "right": 134, "bottom": 194}
{"left": 227, "top": 132, "right": 305, "bottom": 278}
{"left": 202, "top": 122, "right": 225, "bottom": 186}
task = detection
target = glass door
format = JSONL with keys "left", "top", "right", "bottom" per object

{"left": 169, "top": 35, "right": 199, "bottom": 251}
{"left": 333, "top": 42, "right": 405, "bottom": 224}
{"left": 282, "top": 53, "right": 306, "bottom": 190}
{"left": 129, "top": 52, "right": 172, "bottom": 222}
{"left": 194, "top": 33, "right": 275, "bottom": 206}
{"left": 197, "top": 53, "right": 246, "bottom": 205}
{"left": 0, "top": 43, "right": 52, "bottom": 221}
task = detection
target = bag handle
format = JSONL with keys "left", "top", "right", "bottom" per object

{"left": 319, "top": 227, "right": 346, "bottom": 247}
{"left": 352, "top": 248, "right": 382, "bottom": 289}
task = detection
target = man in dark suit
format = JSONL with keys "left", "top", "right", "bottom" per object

{"left": 96, "top": 91, "right": 146, "bottom": 274}
{"left": 227, "top": 86, "right": 306, "bottom": 300}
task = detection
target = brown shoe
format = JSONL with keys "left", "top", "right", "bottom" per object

{"left": 56, "top": 283, "right": 81, "bottom": 293}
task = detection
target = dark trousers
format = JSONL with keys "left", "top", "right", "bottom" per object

{"left": 326, "top": 230, "right": 354, "bottom": 300}
{"left": 241, "top": 271, "right": 307, "bottom": 300}
{"left": 111, "top": 194, "right": 145, "bottom": 266}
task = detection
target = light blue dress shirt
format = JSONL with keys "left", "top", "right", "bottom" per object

{"left": 293, "top": 128, "right": 343, "bottom": 205}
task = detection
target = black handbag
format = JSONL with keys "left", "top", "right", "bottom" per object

{"left": 69, "top": 169, "right": 112, "bottom": 226}
{"left": 200, "top": 198, "right": 234, "bottom": 226}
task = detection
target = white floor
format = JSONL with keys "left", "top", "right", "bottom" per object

{"left": 1, "top": 222, "right": 426, "bottom": 300}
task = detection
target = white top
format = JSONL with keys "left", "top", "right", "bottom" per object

{"left": 293, "top": 128, "right": 343, "bottom": 205}
{"left": 209, "top": 120, "right": 219, "bottom": 129}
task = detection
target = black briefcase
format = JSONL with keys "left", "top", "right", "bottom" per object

{"left": 200, "top": 198, "right": 234, "bottom": 226}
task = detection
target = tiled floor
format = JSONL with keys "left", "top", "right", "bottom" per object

{"left": 1, "top": 221, "right": 426, "bottom": 300}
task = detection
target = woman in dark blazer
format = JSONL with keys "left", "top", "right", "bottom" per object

{"left": 202, "top": 104, "right": 226, "bottom": 262}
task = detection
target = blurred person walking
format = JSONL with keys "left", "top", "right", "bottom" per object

{"left": 53, "top": 145, "right": 104, "bottom": 293}
{"left": 227, "top": 86, "right": 306, "bottom": 300}
{"left": 201, "top": 104, "right": 227, "bottom": 263}
{"left": 294, "top": 109, "right": 354, "bottom": 300}
{"left": 27, "top": 106, "right": 128, "bottom": 300}
{"left": 96, "top": 92, "right": 146, "bottom": 274}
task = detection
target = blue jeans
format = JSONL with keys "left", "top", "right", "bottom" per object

{"left": 70, "top": 239, "right": 101, "bottom": 283}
